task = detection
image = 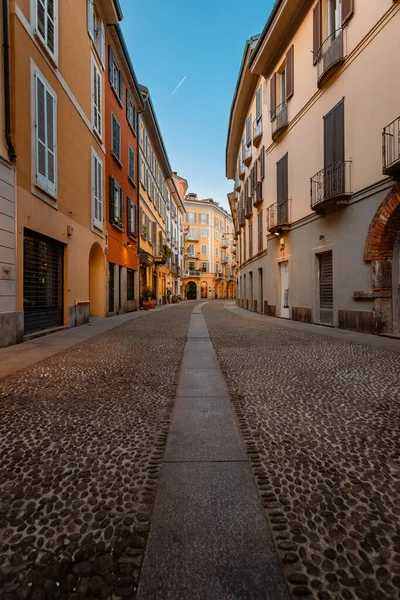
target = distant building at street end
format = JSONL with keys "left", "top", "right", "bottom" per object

{"left": 227, "top": 0, "right": 400, "bottom": 335}
{"left": 181, "top": 194, "right": 236, "bottom": 300}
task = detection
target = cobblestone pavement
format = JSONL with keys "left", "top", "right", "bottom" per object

{"left": 203, "top": 302, "right": 400, "bottom": 600}
{"left": 0, "top": 304, "right": 192, "bottom": 600}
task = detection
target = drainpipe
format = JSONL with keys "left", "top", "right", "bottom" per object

{"left": 3, "top": 0, "right": 16, "bottom": 162}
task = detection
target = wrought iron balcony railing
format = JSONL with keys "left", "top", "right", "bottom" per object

{"left": 244, "top": 143, "right": 252, "bottom": 166}
{"left": 310, "top": 161, "right": 352, "bottom": 212}
{"left": 267, "top": 200, "right": 291, "bottom": 234}
{"left": 383, "top": 117, "right": 400, "bottom": 179}
{"left": 317, "top": 28, "right": 346, "bottom": 89}
{"left": 239, "top": 160, "right": 245, "bottom": 181}
{"left": 271, "top": 102, "right": 288, "bottom": 141}
{"left": 245, "top": 197, "right": 253, "bottom": 219}
{"left": 253, "top": 116, "right": 263, "bottom": 147}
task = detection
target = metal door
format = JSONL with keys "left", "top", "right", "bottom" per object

{"left": 23, "top": 230, "right": 64, "bottom": 334}
{"left": 319, "top": 251, "right": 333, "bottom": 325}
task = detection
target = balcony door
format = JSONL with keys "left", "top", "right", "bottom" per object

{"left": 279, "top": 261, "right": 289, "bottom": 319}
{"left": 277, "top": 153, "right": 288, "bottom": 224}
{"left": 324, "top": 99, "right": 344, "bottom": 198}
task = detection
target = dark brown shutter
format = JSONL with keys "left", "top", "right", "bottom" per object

{"left": 313, "top": 0, "right": 322, "bottom": 65}
{"left": 324, "top": 110, "right": 334, "bottom": 169}
{"left": 277, "top": 154, "right": 288, "bottom": 221}
{"left": 254, "top": 159, "right": 258, "bottom": 185}
{"left": 109, "top": 177, "right": 115, "bottom": 222}
{"left": 108, "top": 46, "right": 113, "bottom": 83}
{"left": 260, "top": 147, "right": 265, "bottom": 180}
{"left": 333, "top": 99, "right": 345, "bottom": 164}
{"left": 286, "top": 45, "right": 294, "bottom": 100}
{"left": 341, "top": 0, "right": 354, "bottom": 26}
{"left": 127, "top": 199, "right": 132, "bottom": 233}
{"left": 120, "top": 189, "right": 124, "bottom": 224}
{"left": 270, "top": 73, "right": 276, "bottom": 121}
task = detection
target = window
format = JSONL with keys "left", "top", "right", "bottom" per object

{"left": 109, "top": 176, "right": 124, "bottom": 229}
{"left": 187, "top": 244, "right": 195, "bottom": 257}
{"left": 35, "top": 69, "right": 57, "bottom": 195}
{"left": 313, "top": 0, "right": 352, "bottom": 64}
{"left": 249, "top": 222, "right": 253, "bottom": 258}
{"left": 88, "top": 1, "right": 105, "bottom": 67}
{"left": 128, "top": 144, "right": 135, "bottom": 184}
{"left": 246, "top": 116, "right": 252, "bottom": 146}
{"left": 92, "top": 150, "right": 103, "bottom": 230}
{"left": 214, "top": 231, "right": 219, "bottom": 241}
{"left": 108, "top": 47, "right": 123, "bottom": 103}
{"left": 36, "top": 0, "right": 57, "bottom": 59}
{"left": 126, "top": 90, "right": 137, "bottom": 134}
{"left": 260, "top": 146, "right": 265, "bottom": 180}
{"left": 199, "top": 213, "right": 209, "bottom": 225}
{"left": 256, "top": 87, "right": 262, "bottom": 121}
{"left": 127, "top": 269, "right": 135, "bottom": 301}
{"left": 199, "top": 228, "right": 209, "bottom": 238}
{"left": 92, "top": 59, "right": 102, "bottom": 137}
{"left": 186, "top": 212, "right": 196, "bottom": 224}
{"left": 127, "top": 198, "right": 137, "bottom": 238}
{"left": 201, "top": 262, "right": 208, "bottom": 272}
{"left": 111, "top": 114, "right": 121, "bottom": 161}
{"left": 215, "top": 247, "right": 218, "bottom": 257}
{"left": 201, "top": 244, "right": 207, "bottom": 254}
{"left": 270, "top": 46, "right": 294, "bottom": 120}
{"left": 277, "top": 153, "right": 289, "bottom": 223}
{"left": 258, "top": 210, "right": 263, "bottom": 253}
{"left": 241, "top": 137, "right": 245, "bottom": 162}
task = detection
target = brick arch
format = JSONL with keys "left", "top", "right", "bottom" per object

{"left": 364, "top": 183, "right": 400, "bottom": 262}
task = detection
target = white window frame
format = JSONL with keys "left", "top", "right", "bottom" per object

{"left": 92, "top": 148, "right": 103, "bottom": 231}
{"left": 111, "top": 112, "right": 121, "bottom": 162}
{"left": 34, "top": 0, "right": 58, "bottom": 62}
{"left": 33, "top": 66, "right": 57, "bottom": 197}
{"left": 128, "top": 144, "right": 135, "bottom": 184}
{"left": 91, "top": 57, "right": 102, "bottom": 139}
{"left": 88, "top": 1, "right": 105, "bottom": 68}
{"left": 199, "top": 228, "right": 209, "bottom": 238}
{"left": 201, "top": 244, "right": 207, "bottom": 255}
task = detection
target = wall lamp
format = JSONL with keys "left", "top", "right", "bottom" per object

{"left": 126, "top": 242, "right": 132, "bottom": 248}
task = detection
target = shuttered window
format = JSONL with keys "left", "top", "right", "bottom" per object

{"left": 128, "top": 144, "right": 135, "bottom": 183}
{"left": 36, "top": 0, "right": 57, "bottom": 58}
{"left": 111, "top": 114, "right": 121, "bottom": 161}
{"left": 92, "top": 59, "right": 102, "bottom": 137}
{"left": 88, "top": 1, "right": 105, "bottom": 67}
{"left": 109, "top": 176, "right": 124, "bottom": 228}
{"left": 258, "top": 210, "right": 263, "bottom": 253}
{"left": 341, "top": 0, "right": 354, "bottom": 26}
{"left": 249, "top": 222, "right": 253, "bottom": 258}
{"left": 127, "top": 198, "right": 137, "bottom": 237}
{"left": 126, "top": 90, "right": 137, "bottom": 134}
{"left": 270, "top": 73, "right": 276, "bottom": 121}
{"left": 256, "top": 87, "right": 262, "bottom": 120}
{"left": 87, "top": 0, "right": 95, "bottom": 39}
{"left": 260, "top": 146, "right": 265, "bottom": 180}
{"left": 324, "top": 99, "right": 345, "bottom": 168}
{"left": 127, "top": 269, "right": 135, "bottom": 301}
{"left": 35, "top": 70, "right": 56, "bottom": 195}
{"left": 245, "top": 116, "right": 252, "bottom": 145}
{"left": 108, "top": 46, "right": 123, "bottom": 103}
{"left": 319, "top": 251, "right": 333, "bottom": 325}
{"left": 151, "top": 221, "right": 157, "bottom": 248}
{"left": 186, "top": 212, "right": 196, "bottom": 224}
{"left": 286, "top": 45, "right": 294, "bottom": 100}
{"left": 313, "top": 0, "right": 322, "bottom": 64}
{"left": 277, "top": 153, "right": 289, "bottom": 222}
{"left": 241, "top": 137, "right": 245, "bottom": 161}
{"left": 92, "top": 150, "right": 103, "bottom": 230}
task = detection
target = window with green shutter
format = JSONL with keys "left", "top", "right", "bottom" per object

{"left": 35, "top": 69, "right": 56, "bottom": 195}
{"left": 128, "top": 144, "right": 135, "bottom": 184}
{"left": 111, "top": 114, "right": 121, "bottom": 161}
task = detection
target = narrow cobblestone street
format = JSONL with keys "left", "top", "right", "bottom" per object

{"left": 1, "top": 301, "right": 400, "bottom": 600}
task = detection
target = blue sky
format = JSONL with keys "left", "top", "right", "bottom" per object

{"left": 119, "top": 0, "right": 274, "bottom": 211}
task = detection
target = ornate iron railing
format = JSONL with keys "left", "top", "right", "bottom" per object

{"left": 271, "top": 102, "right": 288, "bottom": 139}
{"left": 267, "top": 200, "right": 290, "bottom": 231}
{"left": 383, "top": 117, "right": 400, "bottom": 175}
{"left": 310, "top": 161, "right": 352, "bottom": 208}
{"left": 317, "top": 28, "right": 345, "bottom": 87}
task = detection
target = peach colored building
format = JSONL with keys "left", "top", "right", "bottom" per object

{"left": 105, "top": 26, "right": 143, "bottom": 314}
{"left": 181, "top": 194, "right": 236, "bottom": 300}
{"left": 227, "top": 0, "right": 400, "bottom": 334}
{"left": 10, "top": 0, "right": 122, "bottom": 341}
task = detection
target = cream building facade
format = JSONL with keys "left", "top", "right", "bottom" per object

{"left": 182, "top": 194, "right": 236, "bottom": 300}
{"left": 227, "top": 0, "right": 400, "bottom": 334}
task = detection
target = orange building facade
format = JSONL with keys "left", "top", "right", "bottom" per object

{"left": 105, "top": 27, "right": 143, "bottom": 313}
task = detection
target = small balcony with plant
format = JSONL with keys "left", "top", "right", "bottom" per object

{"left": 253, "top": 116, "right": 263, "bottom": 147}
{"left": 383, "top": 117, "right": 400, "bottom": 179}
{"left": 271, "top": 103, "right": 288, "bottom": 142}
{"left": 317, "top": 28, "right": 346, "bottom": 89}
{"left": 267, "top": 200, "right": 291, "bottom": 234}
{"left": 310, "top": 161, "right": 352, "bottom": 213}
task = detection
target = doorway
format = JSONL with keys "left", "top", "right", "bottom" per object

{"left": 201, "top": 282, "right": 208, "bottom": 299}
{"left": 186, "top": 281, "right": 197, "bottom": 300}
{"left": 258, "top": 267, "right": 263, "bottom": 313}
{"left": 319, "top": 251, "right": 333, "bottom": 325}
{"left": 279, "top": 261, "right": 289, "bottom": 318}
{"left": 108, "top": 263, "right": 115, "bottom": 313}
{"left": 89, "top": 243, "right": 105, "bottom": 317}
{"left": 393, "top": 232, "right": 400, "bottom": 333}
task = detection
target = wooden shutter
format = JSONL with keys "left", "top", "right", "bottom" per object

{"left": 151, "top": 221, "right": 157, "bottom": 248}
{"left": 319, "top": 252, "right": 333, "bottom": 325}
{"left": 99, "top": 20, "right": 105, "bottom": 66}
{"left": 286, "top": 45, "right": 294, "bottom": 100}
{"left": 109, "top": 177, "right": 115, "bottom": 222}
{"left": 119, "top": 188, "right": 124, "bottom": 224}
{"left": 277, "top": 154, "right": 288, "bottom": 206}
{"left": 324, "top": 110, "right": 334, "bottom": 169}
{"left": 341, "top": 0, "right": 354, "bottom": 26}
{"left": 270, "top": 73, "right": 276, "bottom": 121}
{"left": 36, "top": 77, "right": 47, "bottom": 180}
{"left": 333, "top": 99, "right": 345, "bottom": 164}
{"left": 313, "top": 0, "right": 322, "bottom": 65}
{"left": 87, "top": 0, "right": 95, "bottom": 39}
{"left": 127, "top": 199, "right": 132, "bottom": 233}
{"left": 46, "top": 0, "right": 55, "bottom": 54}
{"left": 256, "top": 87, "right": 261, "bottom": 119}
{"left": 118, "top": 71, "right": 123, "bottom": 102}
{"left": 37, "top": 0, "right": 46, "bottom": 38}
{"left": 260, "top": 146, "right": 265, "bottom": 180}
{"left": 108, "top": 46, "right": 114, "bottom": 84}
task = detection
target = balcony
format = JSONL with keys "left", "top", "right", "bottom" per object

{"left": 317, "top": 29, "right": 345, "bottom": 89}
{"left": 221, "top": 257, "right": 229, "bottom": 264}
{"left": 271, "top": 102, "right": 288, "bottom": 141}
{"left": 253, "top": 116, "right": 263, "bottom": 147}
{"left": 267, "top": 200, "right": 291, "bottom": 234}
{"left": 244, "top": 143, "right": 252, "bottom": 166}
{"left": 311, "top": 161, "right": 352, "bottom": 213}
{"left": 186, "top": 231, "right": 198, "bottom": 241}
{"left": 235, "top": 178, "right": 241, "bottom": 192}
{"left": 186, "top": 270, "right": 201, "bottom": 277}
{"left": 253, "top": 181, "right": 263, "bottom": 207}
{"left": 383, "top": 117, "right": 400, "bottom": 179}
{"left": 239, "top": 208, "right": 246, "bottom": 228}
{"left": 154, "top": 246, "right": 168, "bottom": 264}
{"left": 215, "top": 272, "right": 224, "bottom": 280}
{"left": 239, "top": 160, "right": 245, "bottom": 181}
{"left": 245, "top": 197, "right": 253, "bottom": 219}
{"left": 221, "top": 238, "right": 229, "bottom": 248}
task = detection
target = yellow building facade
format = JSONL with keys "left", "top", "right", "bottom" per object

{"left": 182, "top": 194, "right": 236, "bottom": 300}
{"left": 10, "top": 0, "right": 122, "bottom": 339}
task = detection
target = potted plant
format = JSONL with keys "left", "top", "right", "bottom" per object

{"left": 141, "top": 286, "right": 152, "bottom": 311}
{"left": 163, "top": 244, "right": 173, "bottom": 258}
{"left": 113, "top": 216, "right": 123, "bottom": 229}
{"left": 150, "top": 295, "right": 157, "bottom": 309}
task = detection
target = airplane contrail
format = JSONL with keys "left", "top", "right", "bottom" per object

{"left": 168, "top": 76, "right": 187, "bottom": 99}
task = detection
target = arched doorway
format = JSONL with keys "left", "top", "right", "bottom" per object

{"left": 201, "top": 282, "right": 207, "bottom": 299}
{"left": 89, "top": 243, "right": 106, "bottom": 317}
{"left": 364, "top": 184, "right": 400, "bottom": 333}
{"left": 186, "top": 281, "right": 197, "bottom": 300}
